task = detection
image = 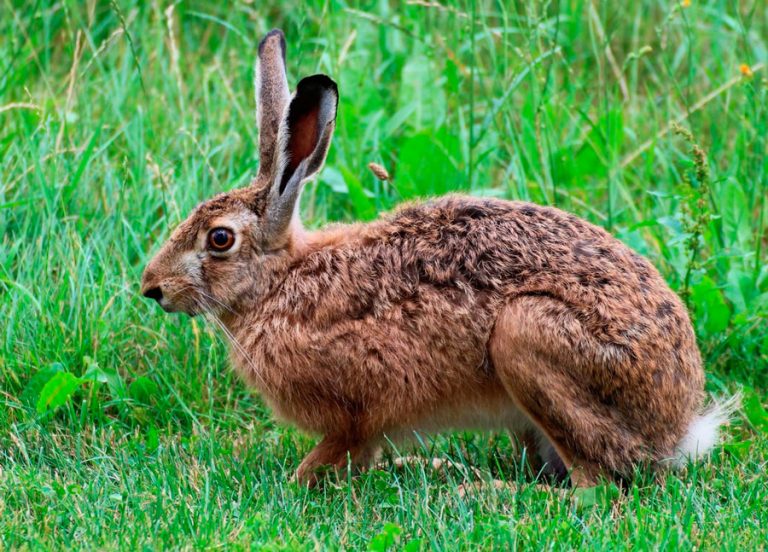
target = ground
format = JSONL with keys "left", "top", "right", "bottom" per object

{"left": 1, "top": 1, "right": 767, "bottom": 549}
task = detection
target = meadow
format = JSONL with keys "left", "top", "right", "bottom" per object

{"left": 1, "top": 0, "right": 767, "bottom": 548}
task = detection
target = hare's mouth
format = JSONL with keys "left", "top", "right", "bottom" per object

{"left": 147, "top": 293, "right": 201, "bottom": 317}
{"left": 156, "top": 299, "right": 183, "bottom": 314}
{"left": 162, "top": 303, "right": 202, "bottom": 318}
{"left": 168, "top": 300, "right": 203, "bottom": 317}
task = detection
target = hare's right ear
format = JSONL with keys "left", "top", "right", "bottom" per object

{"left": 262, "top": 73, "right": 338, "bottom": 244}
{"left": 255, "top": 29, "right": 290, "bottom": 180}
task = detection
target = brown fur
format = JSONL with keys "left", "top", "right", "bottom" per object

{"left": 142, "top": 30, "right": 707, "bottom": 487}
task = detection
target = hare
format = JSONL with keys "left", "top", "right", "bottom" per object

{"left": 141, "top": 29, "right": 733, "bottom": 488}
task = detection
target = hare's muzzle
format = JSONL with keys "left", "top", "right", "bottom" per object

{"left": 140, "top": 265, "right": 166, "bottom": 307}
{"left": 142, "top": 285, "right": 163, "bottom": 303}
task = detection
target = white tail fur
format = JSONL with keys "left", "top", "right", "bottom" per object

{"left": 671, "top": 394, "right": 741, "bottom": 467}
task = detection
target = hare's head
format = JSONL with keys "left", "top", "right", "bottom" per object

{"left": 141, "top": 29, "right": 337, "bottom": 316}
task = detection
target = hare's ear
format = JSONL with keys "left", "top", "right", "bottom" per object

{"left": 264, "top": 74, "right": 338, "bottom": 241}
{"left": 255, "top": 29, "right": 290, "bottom": 180}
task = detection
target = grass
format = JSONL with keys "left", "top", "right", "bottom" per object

{"left": 1, "top": 0, "right": 767, "bottom": 548}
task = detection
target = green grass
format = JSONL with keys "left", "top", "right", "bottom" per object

{"left": 1, "top": 0, "right": 767, "bottom": 548}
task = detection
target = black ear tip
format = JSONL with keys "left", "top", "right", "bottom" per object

{"left": 258, "top": 29, "right": 286, "bottom": 60}
{"left": 296, "top": 74, "right": 339, "bottom": 98}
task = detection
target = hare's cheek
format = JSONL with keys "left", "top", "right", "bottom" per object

{"left": 215, "top": 260, "right": 257, "bottom": 301}
{"left": 176, "top": 251, "right": 204, "bottom": 285}
{"left": 204, "top": 260, "right": 241, "bottom": 295}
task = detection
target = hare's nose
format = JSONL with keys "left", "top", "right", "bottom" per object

{"left": 142, "top": 286, "right": 163, "bottom": 302}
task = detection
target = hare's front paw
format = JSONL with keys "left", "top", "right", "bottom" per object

{"left": 293, "top": 435, "right": 380, "bottom": 488}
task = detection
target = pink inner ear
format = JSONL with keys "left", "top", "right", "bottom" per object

{"left": 286, "top": 105, "right": 320, "bottom": 180}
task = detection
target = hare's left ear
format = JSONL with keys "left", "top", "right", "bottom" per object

{"left": 255, "top": 29, "right": 290, "bottom": 181}
{"left": 264, "top": 74, "right": 338, "bottom": 240}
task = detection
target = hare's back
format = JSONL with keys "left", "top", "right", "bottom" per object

{"left": 378, "top": 194, "right": 657, "bottom": 299}
{"left": 378, "top": 195, "right": 698, "bottom": 363}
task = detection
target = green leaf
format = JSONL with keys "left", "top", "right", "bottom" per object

{"left": 395, "top": 131, "right": 464, "bottom": 199}
{"left": 691, "top": 276, "right": 731, "bottom": 336}
{"left": 402, "top": 538, "right": 423, "bottom": 552}
{"left": 340, "top": 166, "right": 377, "bottom": 221}
{"left": 724, "top": 268, "right": 759, "bottom": 313}
{"left": 21, "top": 362, "right": 65, "bottom": 407}
{"left": 36, "top": 372, "right": 83, "bottom": 415}
{"left": 146, "top": 425, "right": 159, "bottom": 453}
{"left": 128, "top": 376, "right": 160, "bottom": 405}
{"left": 554, "top": 108, "right": 623, "bottom": 184}
{"left": 743, "top": 392, "right": 768, "bottom": 433}
{"left": 572, "top": 483, "right": 620, "bottom": 510}
{"left": 718, "top": 178, "right": 752, "bottom": 251}
{"left": 82, "top": 357, "right": 127, "bottom": 401}
{"left": 722, "top": 439, "right": 753, "bottom": 459}
{"left": 572, "top": 486, "right": 598, "bottom": 508}
{"left": 319, "top": 166, "right": 348, "bottom": 194}
{"left": 398, "top": 54, "right": 446, "bottom": 131}
{"left": 368, "top": 523, "right": 403, "bottom": 552}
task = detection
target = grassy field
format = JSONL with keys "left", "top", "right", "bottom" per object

{"left": 2, "top": 0, "right": 767, "bottom": 548}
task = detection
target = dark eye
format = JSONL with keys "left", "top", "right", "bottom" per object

{"left": 208, "top": 227, "right": 235, "bottom": 252}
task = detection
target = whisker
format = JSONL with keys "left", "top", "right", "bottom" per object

{"left": 198, "top": 298, "right": 270, "bottom": 391}
{"left": 196, "top": 289, "right": 236, "bottom": 315}
{"left": 141, "top": 286, "right": 268, "bottom": 389}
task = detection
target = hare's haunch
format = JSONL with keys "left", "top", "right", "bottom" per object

{"left": 142, "top": 29, "right": 733, "bottom": 488}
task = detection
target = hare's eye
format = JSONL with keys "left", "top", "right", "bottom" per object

{"left": 208, "top": 228, "right": 235, "bottom": 252}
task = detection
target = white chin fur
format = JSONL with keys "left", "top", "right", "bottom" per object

{"left": 670, "top": 393, "right": 741, "bottom": 467}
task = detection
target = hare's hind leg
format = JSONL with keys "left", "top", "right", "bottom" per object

{"left": 489, "top": 296, "right": 644, "bottom": 487}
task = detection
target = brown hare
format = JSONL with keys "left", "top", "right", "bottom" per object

{"left": 141, "top": 29, "right": 734, "bottom": 488}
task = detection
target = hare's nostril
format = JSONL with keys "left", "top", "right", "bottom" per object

{"left": 143, "top": 286, "right": 163, "bottom": 302}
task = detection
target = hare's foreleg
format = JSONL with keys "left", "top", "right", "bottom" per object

{"left": 294, "top": 435, "right": 380, "bottom": 487}
{"left": 526, "top": 430, "right": 569, "bottom": 483}
{"left": 489, "top": 296, "right": 642, "bottom": 487}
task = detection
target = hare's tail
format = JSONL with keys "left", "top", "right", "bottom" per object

{"left": 671, "top": 393, "right": 740, "bottom": 467}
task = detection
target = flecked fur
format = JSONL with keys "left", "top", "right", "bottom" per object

{"left": 142, "top": 30, "right": 713, "bottom": 487}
